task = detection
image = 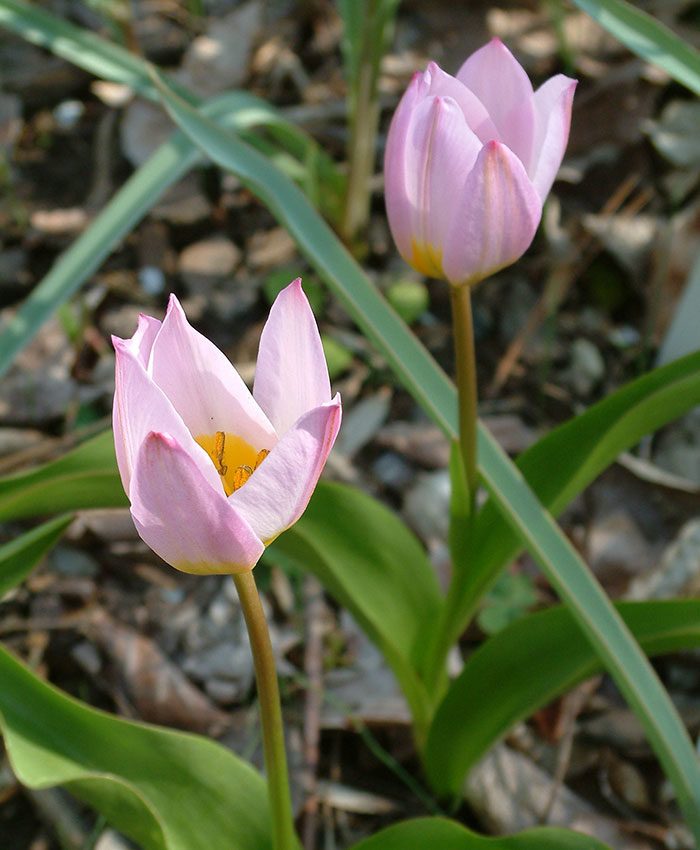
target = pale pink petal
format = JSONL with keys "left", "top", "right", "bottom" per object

{"left": 386, "top": 94, "right": 482, "bottom": 277}
{"left": 442, "top": 141, "right": 542, "bottom": 287}
{"left": 130, "top": 432, "right": 264, "bottom": 574}
{"left": 423, "top": 61, "right": 499, "bottom": 144}
{"left": 529, "top": 75, "right": 577, "bottom": 200}
{"left": 230, "top": 395, "right": 341, "bottom": 544}
{"left": 112, "top": 338, "right": 222, "bottom": 496}
{"left": 149, "top": 294, "right": 276, "bottom": 448}
{"left": 120, "top": 314, "right": 162, "bottom": 368}
{"left": 456, "top": 38, "right": 535, "bottom": 165}
{"left": 253, "top": 279, "right": 331, "bottom": 436}
{"left": 384, "top": 71, "right": 428, "bottom": 267}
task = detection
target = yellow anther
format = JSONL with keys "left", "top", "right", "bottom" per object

{"left": 214, "top": 431, "right": 228, "bottom": 476}
{"left": 232, "top": 465, "right": 254, "bottom": 491}
{"left": 254, "top": 448, "right": 270, "bottom": 469}
{"left": 195, "top": 432, "right": 271, "bottom": 496}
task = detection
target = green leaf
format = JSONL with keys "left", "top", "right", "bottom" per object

{"left": 350, "top": 817, "right": 611, "bottom": 850}
{"left": 570, "top": 0, "right": 700, "bottom": 97}
{"left": 272, "top": 481, "right": 442, "bottom": 730}
{"left": 0, "top": 431, "right": 125, "bottom": 521}
{"left": 426, "top": 600, "right": 700, "bottom": 796}
{"left": 0, "top": 514, "right": 73, "bottom": 597}
{"left": 0, "top": 644, "right": 274, "bottom": 850}
{"left": 0, "top": 0, "right": 188, "bottom": 103}
{"left": 149, "top": 74, "right": 700, "bottom": 837}
{"left": 454, "top": 348, "right": 700, "bottom": 640}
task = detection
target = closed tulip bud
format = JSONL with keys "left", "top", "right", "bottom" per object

{"left": 112, "top": 280, "right": 341, "bottom": 575}
{"left": 384, "top": 39, "right": 576, "bottom": 288}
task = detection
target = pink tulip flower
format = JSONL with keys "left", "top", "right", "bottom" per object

{"left": 112, "top": 279, "right": 341, "bottom": 575}
{"left": 384, "top": 38, "right": 576, "bottom": 287}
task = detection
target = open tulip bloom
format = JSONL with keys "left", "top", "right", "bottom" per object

{"left": 384, "top": 38, "right": 576, "bottom": 287}
{"left": 112, "top": 279, "right": 342, "bottom": 575}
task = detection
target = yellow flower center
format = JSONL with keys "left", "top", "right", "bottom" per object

{"left": 195, "top": 431, "right": 269, "bottom": 496}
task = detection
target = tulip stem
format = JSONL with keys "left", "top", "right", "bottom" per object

{"left": 233, "top": 571, "right": 296, "bottom": 850}
{"left": 450, "top": 284, "right": 478, "bottom": 507}
{"left": 419, "top": 285, "right": 479, "bottom": 708}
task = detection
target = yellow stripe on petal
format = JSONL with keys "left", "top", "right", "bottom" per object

{"left": 410, "top": 238, "right": 444, "bottom": 278}
{"left": 196, "top": 432, "right": 269, "bottom": 496}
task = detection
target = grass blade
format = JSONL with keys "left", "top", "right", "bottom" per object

{"left": 571, "top": 0, "right": 700, "bottom": 96}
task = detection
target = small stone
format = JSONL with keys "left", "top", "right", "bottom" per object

{"left": 71, "top": 640, "right": 101, "bottom": 675}
{"left": 178, "top": 236, "right": 241, "bottom": 295}
{"left": 49, "top": 546, "right": 99, "bottom": 577}
{"left": 247, "top": 227, "right": 297, "bottom": 270}
{"left": 53, "top": 99, "right": 84, "bottom": 130}
{"left": 91, "top": 80, "right": 132, "bottom": 107}
{"left": 178, "top": 1, "right": 264, "bottom": 98}
{"left": 627, "top": 518, "right": 700, "bottom": 600}
{"left": 403, "top": 469, "right": 451, "bottom": 543}
{"left": 372, "top": 451, "right": 415, "bottom": 490}
{"left": 568, "top": 337, "right": 605, "bottom": 396}
{"left": 138, "top": 265, "right": 165, "bottom": 296}
{"left": 654, "top": 409, "right": 700, "bottom": 484}
{"left": 151, "top": 173, "right": 212, "bottom": 225}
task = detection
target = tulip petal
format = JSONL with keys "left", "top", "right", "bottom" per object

{"left": 456, "top": 38, "right": 535, "bottom": 166}
{"left": 384, "top": 71, "right": 429, "bottom": 269}
{"left": 529, "top": 75, "right": 577, "bottom": 201}
{"left": 149, "top": 294, "right": 276, "bottom": 449}
{"left": 253, "top": 279, "right": 331, "bottom": 436}
{"left": 130, "top": 432, "right": 265, "bottom": 574}
{"left": 122, "top": 314, "right": 162, "bottom": 368}
{"left": 230, "top": 395, "right": 341, "bottom": 544}
{"left": 387, "top": 94, "right": 482, "bottom": 277}
{"left": 113, "top": 338, "right": 222, "bottom": 496}
{"left": 424, "top": 61, "right": 499, "bottom": 143}
{"left": 442, "top": 140, "right": 542, "bottom": 287}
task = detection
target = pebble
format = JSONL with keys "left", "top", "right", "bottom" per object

{"left": 372, "top": 451, "right": 415, "bottom": 490}
{"left": 627, "top": 517, "right": 700, "bottom": 600}
{"left": 138, "top": 265, "right": 166, "bottom": 296}
{"left": 178, "top": 236, "right": 241, "bottom": 295}
{"left": 403, "top": 469, "right": 451, "bottom": 542}
{"left": 568, "top": 337, "right": 605, "bottom": 396}
{"left": 654, "top": 409, "right": 700, "bottom": 484}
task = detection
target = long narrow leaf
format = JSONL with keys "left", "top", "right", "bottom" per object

{"left": 151, "top": 77, "right": 700, "bottom": 837}
{"left": 0, "top": 514, "right": 73, "bottom": 596}
{"left": 425, "top": 600, "right": 700, "bottom": 794}
{"left": 570, "top": 0, "right": 700, "bottom": 97}
{"left": 0, "top": 431, "right": 125, "bottom": 520}
{"left": 0, "top": 0, "right": 190, "bottom": 103}
{"left": 0, "top": 92, "right": 312, "bottom": 380}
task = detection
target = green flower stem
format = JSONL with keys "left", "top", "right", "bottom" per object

{"left": 233, "top": 570, "right": 296, "bottom": 850}
{"left": 450, "top": 284, "right": 479, "bottom": 506}
{"left": 420, "top": 284, "right": 479, "bottom": 710}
